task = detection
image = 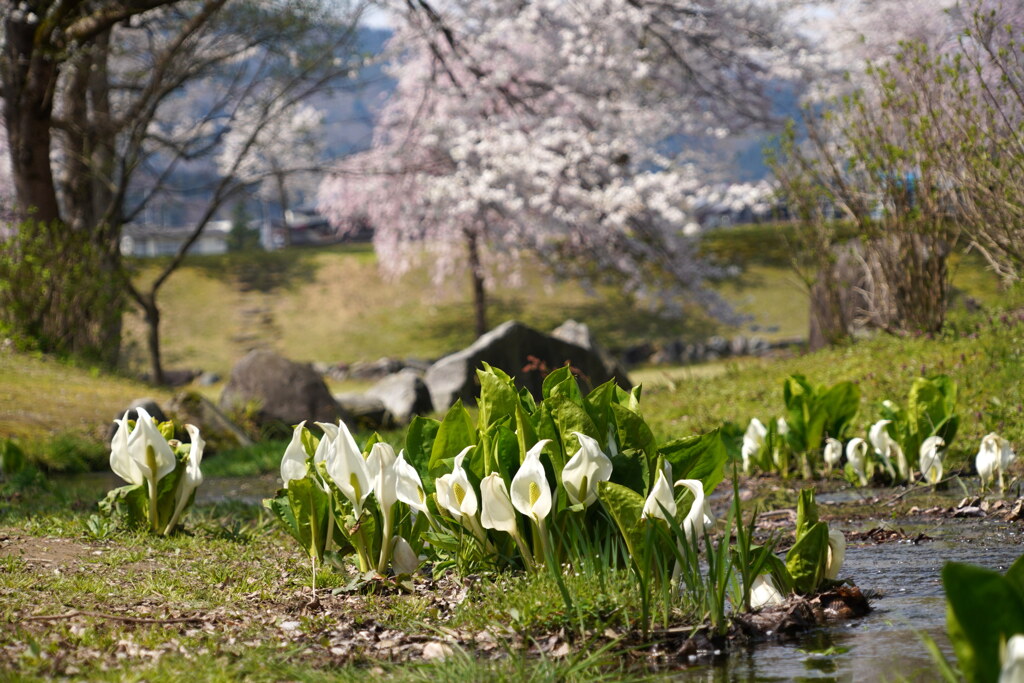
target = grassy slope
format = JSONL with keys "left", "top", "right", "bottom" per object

{"left": 1, "top": 226, "right": 1010, "bottom": 470}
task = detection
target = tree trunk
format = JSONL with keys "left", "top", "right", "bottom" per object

{"left": 3, "top": 19, "right": 62, "bottom": 223}
{"left": 275, "top": 170, "right": 292, "bottom": 247}
{"left": 141, "top": 294, "right": 166, "bottom": 386}
{"left": 466, "top": 229, "right": 487, "bottom": 337}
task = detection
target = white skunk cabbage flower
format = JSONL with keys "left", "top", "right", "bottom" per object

{"left": 367, "top": 442, "right": 399, "bottom": 511}
{"left": 127, "top": 407, "right": 178, "bottom": 486}
{"left": 868, "top": 419, "right": 899, "bottom": 480}
{"left": 847, "top": 437, "right": 870, "bottom": 486}
{"left": 480, "top": 472, "right": 518, "bottom": 534}
{"left": 394, "top": 451, "right": 429, "bottom": 514}
{"left": 325, "top": 420, "right": 372, "bottom": 516}
{"left": 110, "top": 411, "right": 145, "bottom": 486}
{"left": 435, "top": 446, "right": 478, "bottom": 519}
{"left": 510, "top": 440, "right": 552, "bottom": 522}
{"left": 1000, "top": 633, "right": 1024, "bottom": 683}
{"left": 823, "top": 438, "right": 843, "bottom": 473}
{"left": 280, "top": 421, "right": 309, "bottom": 487}
{"left": 920, "top": 436, "right": 946, "bottom": 485}
{"left": 978, "top": 433, "right": 1002, "bottom": 489}
{"left": 825, "top": 529, "right": 846, "bottom": 580}
{"left": 642, "top": 467, "right": 677, "bottom": 521}
{"left": 750, "top": 574, "right": 785, "bottom": 609}
{"left": 313, "top": 421, "right": 339, "bottom": 463}
{"left": 675, "top": 478, "right": 715, "bottom": 541}
{"left": 164, "top": 424, "right": 205, "bottom": 532}
{"left": 561, "top": 432, "right": 613, "bottom": 507}
{"left": 741, "top": 418, "right": 768, "bottom": 474}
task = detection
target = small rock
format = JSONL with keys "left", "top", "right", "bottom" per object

{"left": 953, "top": 506, "right": 986, "bottom": 518}
{"left": 422, "top": 641, "right": 453, "bottom": 660}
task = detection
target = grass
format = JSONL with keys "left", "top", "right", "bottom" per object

{"left": 1, "top": 229, "right": 1022, "bottom": 678}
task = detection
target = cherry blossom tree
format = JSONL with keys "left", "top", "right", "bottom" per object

{"left": 319, "top": 0, "right": 810, "bottom": 337}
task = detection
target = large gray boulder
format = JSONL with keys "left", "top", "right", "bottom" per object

{"left": 366, "top": 369, "right": 434, "bottom": 424}
{"left": 425, "top": 320, "right": 631, "bottom": 410}
{"left": 219, "top": 350, "right": 349, "bottom": 431}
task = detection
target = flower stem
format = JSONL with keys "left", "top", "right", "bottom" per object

{"left": 146, "top": 445, "right": 159, "bottom": 534}
{"left": 376, "top": 504, "right": 394, "bottom": 574}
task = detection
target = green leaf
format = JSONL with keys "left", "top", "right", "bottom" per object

{"left": 264, "top": 490, "right": 301, "bottom": 544}
{"left": 820, "top": 381, "right": 861, "bottom": 441}
{"left": 908, "top": 375, "right": 958, "bottom": 440}
{"left": 659, "top": 429, "right": 728, "bottom": 496}
{"left": 286, "top": 476, "right": 331, "bottom": 562}
{"left": 477, "top": 363, "right": 519, "bottom": 430}
{"left": 428, "top": 400, "right": 476, "bottom": 477}
{"left": 490, "top": 424, "right": 520, "bottom": 483}
{"left": 785, "top": 521, "right": 829, "bottom": 594}
{"left": 943, "top": 561, "right": 1024, "bottom": 683}
{"left": 547, "top": 395, "right": 599, "bottom": 476}
{"left": 597, "top": 481, "right": 647, "bottom": 563}
{"left": 611, "top": 403, "right": 656, "bottom": 459}
{"left": 542, "top": 365, "right": 581, "bottom": 402}
{"left": 515, "top": 403, "right": 538, "bottom": 464}
{"left": 155, "top": 462, "right": 186, "bottom": 529}
{"left": 99, "top": 484, "right": 149, "bottom": 529}
{"left": 406, "top": 416, "right": 440, "bottom": 478}
{"left": 583, "top": 380, "right": 617, "bottom": 443}
{"left": 610, "top": 450, "right": 650, "bottom": 495}
{"left": 1006, "top": 554, "right": 1024, "bottom": 600}
{"left": 795, "top": 488, "right": 820, "bottom": 542}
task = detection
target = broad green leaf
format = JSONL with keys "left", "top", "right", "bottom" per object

{"left": 491, "top": 424, "right": 520, "bottom": 484}
{"left": 795, "top": 488, "right": 820, "bottom": 541}
{"left": 264, "top": 490, "right": 301, "bottom": 545}
{"left": 659, "top": 429, "right": 727, "bottom": 495}
{"left": 785, "top": 521, "right": 829, "bottom": 594}
{"left": 515, "top": 403, "right": 538, "bottom": 464}
{"left": 542, "top": 365, "right": 572, "bottom": 399}
{"left": 155, "top": 462, "right": 186, "bottom": 529}
{"left": 406, "top": 416, "right": 440, "bottom": 475}
{"left": 428, "top": 400, "right": 476, "bottom": 477}
{"left": 99, "top": 483, "right": 149, "bottom": 529}
{"left": 909, "top": 375, "right": 957, "bottom": 439}
{"left": 477, "top": 363, "right": 519, "bottom": 430}
{"left": 517, "top": 387, "right": 537, "bottom": 414}
{"left": 943, "top": 561, "right": 1024, "bottom": 683}
{"left": 612, "top": 403, "right": 656, "bottom": 459}
{"left": 597, "top": 481, "right": 647, "bottom": 562}
{"left": 820, "top": 381, "right": 860, "bottom": 441}
{"left": 286, "top": 476, "right": 331, "bottom": 562}
{"left": 583, "top": 379, "right": 617, "bottom": 442}
{"left": 548, "top": 395, "right": 599, "bottom": 476}
{"left": 610, "top": 450, "right": 650, "bottom": 495}
{"left": 1006, "top": 553, "right": 1024, "bottom": 600}
{"left": 753, "top": 546, "right": 794, "bottom": 595}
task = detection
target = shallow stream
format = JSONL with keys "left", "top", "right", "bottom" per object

{"left": 685, "top": 518, "right": 1023, "bottom": 681}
